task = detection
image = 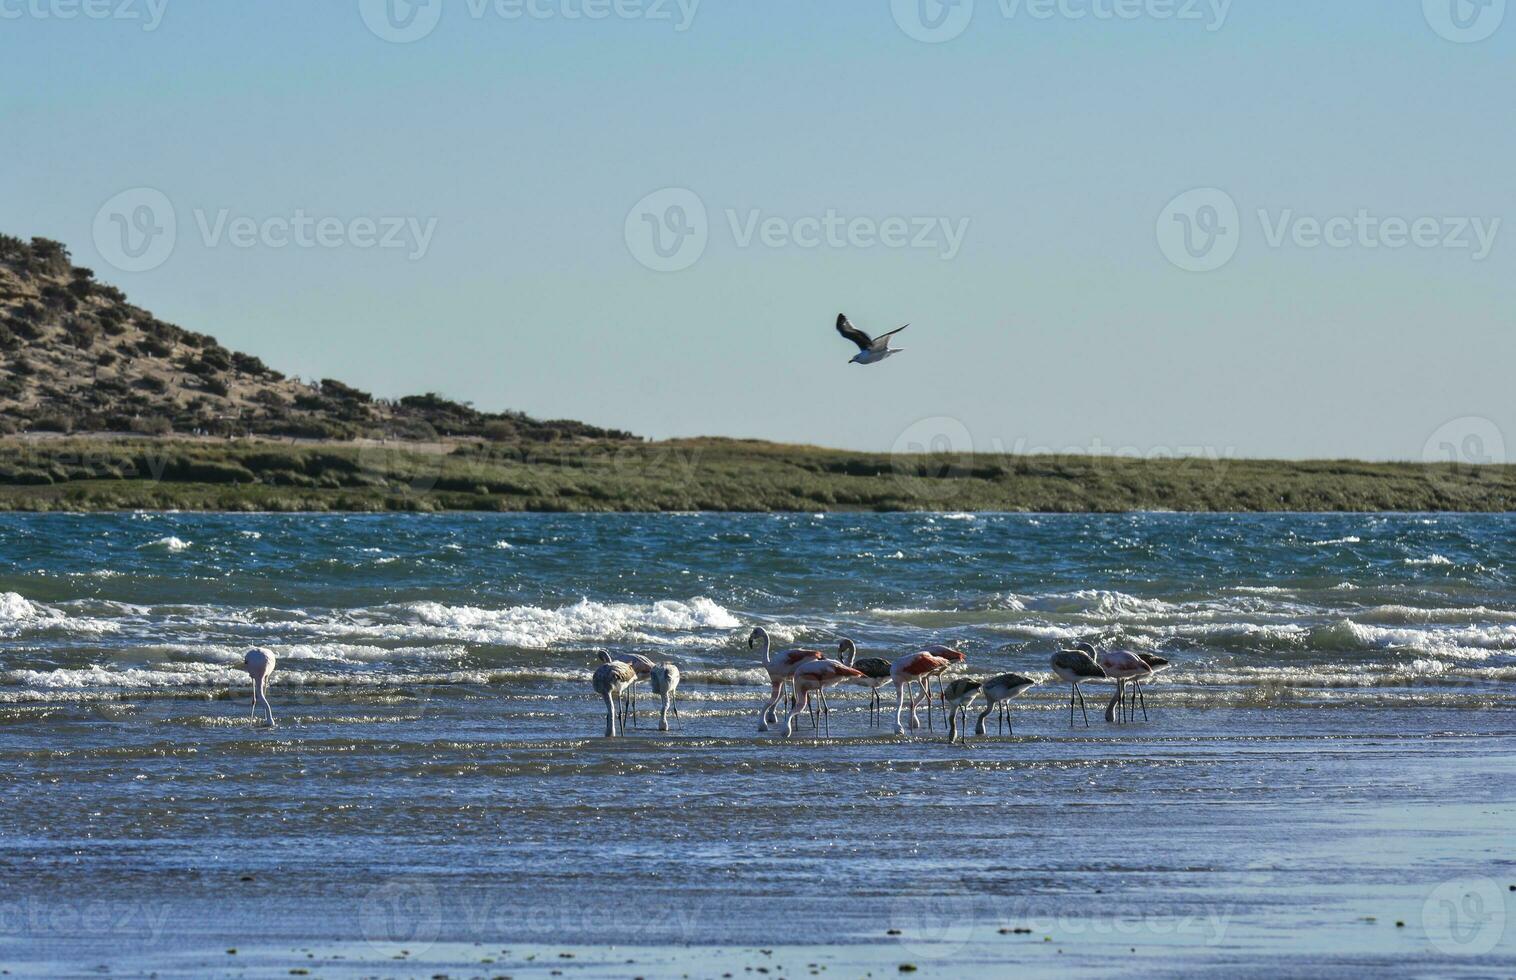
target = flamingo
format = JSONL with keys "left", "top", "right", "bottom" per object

{"left": 838, "top": 638, "right": 892, "bottom": 727}
{"left": 1125, "top": 653, "right": 1170, "bottom": 721}
{"left": 920, "top": 644, "right": 967, "bottom": 731}
{"left": 591, "top": 658, "right": 637, "bottom": 737}
{"left": 1085, "top": 645, "right": 1152, "bottom": 724}
{"left": 941, "top": 678, "right": 981, "bottom": 743}
{"left": 1050, "top": 646, "right": 1106, "bottom": 727}
{"left": 784, "top": 659, "right": 864, "bottom": 737}
{"left": 974, "top": 673, "right": 1038, "bottom": 736}
{"left": 598, "top": 651, "right": 655, "bottom": 727}
{"left": 750, "top": 627, "right": 824, "bottom": 732}
{"left": 890, "top": 650, "right": 955, "bottom": 735}
{"left": 649, "top": 663, "right": 681, "bottom": 732}
{"left": 238, "top": 648, "right": 277, "bottom": 726}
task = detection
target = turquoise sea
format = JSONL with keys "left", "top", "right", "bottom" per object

{"left": 1, "top": 512, "right": 1512, "bottom": 976}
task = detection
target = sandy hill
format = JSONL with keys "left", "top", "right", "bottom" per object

{"left": 0, "top": 234, "right": 632, "bottom": 443}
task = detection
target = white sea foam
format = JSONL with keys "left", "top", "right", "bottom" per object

{"left": 140, "top": 536, "right": 192, "bottom": 552}
{"left": 1356, "top": 604, "right": 1516, "bottom": 625}
{"left": 1404, "top": 554, "right": 1454, "bottom": 566}
{"left": 0, "top": 592, "right": 41, "bottom": 620}
{"left": 1053, "top": 590, "right": 1176, "bottom": 617}
{"left": 1307, "top": 536, "right": 1361, "bottom": 546}
{"left": 0, "top": 593, "right": 121, "bottom": 638}
{"left": 367, "top": 596, "right": 742, "bottom": 649}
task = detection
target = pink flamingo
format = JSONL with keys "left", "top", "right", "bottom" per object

{"left": 1085, "top": 645, "right": 1152, "bottom": 724}
{"left": 919, "top": 644, "right": 967, "bottom": 731}
{"left": 890, "top": 650, "right": 959, "bottom": 735}
{"left": 784, "top": 659, "right": 865, "bottom": 737}
{"left": 750, "top": 627, "right": 824, "bottom": 732}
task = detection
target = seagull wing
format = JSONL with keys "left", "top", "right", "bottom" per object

{"left": 836, "top": 314, "right": 874, "bottom": 351}
{"left": 868, "top": 324, "right": 908, "bottom": 350}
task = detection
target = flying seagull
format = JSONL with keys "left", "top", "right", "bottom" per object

{"left": 835, "top": 314, "right": 907, "bottom": 365}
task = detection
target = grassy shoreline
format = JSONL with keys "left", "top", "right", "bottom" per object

{"left": 1, "top": 436, "right": 1513, "bottom": 513}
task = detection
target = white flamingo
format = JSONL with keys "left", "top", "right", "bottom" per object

{"left": 941, "top": 678, "right": 982, "bottom": 743}
{"left": 1050, "top": 646, "right": 1106, "bottom": 727}
{"left": 974, "top": 672, "right": 1038, "bottom": 736}
{"left": 238, "top": 648, "right": 277, "bottom": 726}
{"left": 649, "top": 663, "right": 681, "bottom": 732}
{"left": 838, "top": 638, "right": 893, "bottom": 727}
{"left": 750, "top": 627, "right": 824, "bottom": 732}
{"left": 598, "top": 651, "right": 655, "bottom": 727}
{"left": 592, "top": 658, "right": 637, "bottom": 737}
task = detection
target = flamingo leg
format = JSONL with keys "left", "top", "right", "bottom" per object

{"left": 1068, "top": 684, "right": 1075, "bottom": 727}
{"left": 908, "top": 682, "right": 927, "bottom": 731}
{"left": 784, "top": 687, "right": 812, "bottom": 737}
{"left": 1137, "top": 682, "right": 1148, "bottom": 721}
{"left": 1104, "top": 681, "right": 1123, "bottom": 724}
{"left": 759, "top": 679, "right": 785, "bottom": 731}
{"left": 1076, "top": 683, "right": 1090, "bottom": 726}
{"left": 601, "top": 689, "right": 617, "bottom": 737}
{"left": 893, "top": 681, "right": 908, "bottom": 735}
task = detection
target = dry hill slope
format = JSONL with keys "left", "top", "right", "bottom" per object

{"left": 0, "top": 234, "right": 632, "bottom": 443}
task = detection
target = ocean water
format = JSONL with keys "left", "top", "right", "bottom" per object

{"left": 1, "top": 512, "right": 1513, "bottom": 976}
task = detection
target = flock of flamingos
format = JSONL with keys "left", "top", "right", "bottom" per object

{"left": 230, "top": 629, "right": 1171, "bottom": 736}
{"left": 587, "top": 628, "right": 1172, "bottom": 739}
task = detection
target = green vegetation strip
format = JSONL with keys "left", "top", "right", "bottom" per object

{"left": 1, "top": 437, "right": 1512, "bottom": 512}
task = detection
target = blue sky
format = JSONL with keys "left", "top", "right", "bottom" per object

{"left": 3, "top": 1, "right": 1512, "bottom": 460}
